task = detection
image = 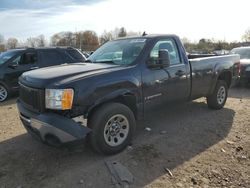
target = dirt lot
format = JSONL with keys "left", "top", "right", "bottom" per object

{"left": 0, "top": 87, "right": 249, "bottom": 188}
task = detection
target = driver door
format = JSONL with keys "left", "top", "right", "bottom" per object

{"left": 142, "top": 38, "right": 189, "bottom": 114}
{"left": 142, "top": 40, "right": 170, "bottom": 113}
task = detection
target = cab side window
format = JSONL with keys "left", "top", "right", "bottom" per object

{"left": 12, "top": 52, "right": 38, "bottom": 65}
{"left": 40, "top": 50, "right": 64, "bottom": 66}
{"left": 21, "top": 52, "right": 38, "bottom": 65}
{"left": 12, "top": 55, "right": 21, "bottom": 65}
{"left": 150, "top": 39, "right": 181, "bottom": 65}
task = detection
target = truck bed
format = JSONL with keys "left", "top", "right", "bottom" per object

{"left": 189, "top": 54, "right": 240, "bottom": 99}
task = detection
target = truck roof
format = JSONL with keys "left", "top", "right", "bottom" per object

{"left": 115, "top": 34, "right": 179, "bottom": 40}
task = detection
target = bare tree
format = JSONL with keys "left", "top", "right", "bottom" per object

{"left": 81, "top": 30, "right": 99, "bottom": 51}
{"left": 0, "top": 34, "right": 4, "bottom": 44}
{"left": 75, "top": 32, "right": 83, "bottom": 49}
{"left": 242, "top": 28, "right": 250, "bottom": 42}
{"left": 0, "top": 45, "right": 4, "bottom": 52}
{"left": 111, "top": 27, "right": 120, "bottom": 39}
{"left": 64, "top": 32, "right": 74, "bottom": 46}
{"left": 0, "top": 34, "right": 5, "bottom": 51}
{"left": 53, "top": 32, "right": 67, "bottom": 46}
{"left": 118, "top": 27, "right": 127, "bottom": 38}
{"left": 99, "top": 30, "right": 113, "bottom": 44}
{"left": 50, "top": 32, "right": 74, "bottom": 47}
{"left": 27, "top": 37, "right": 37, "bottom": 47}
{"left": 36, "top": 35, "right": 46, "bottom": 47}
{"left": 51, "top": 34, "right": 61, "bottom": 46}
{"left": 99, "top": 27, "right": 137, "bottom": 44}
{"left": 7, "top": 38, "right": 18, "bottom": 49}
{"left": 100, "top": 27, "right": 121, "bottom": 41}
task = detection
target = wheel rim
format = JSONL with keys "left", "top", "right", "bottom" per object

{"left": 217, "top": 86, "right": 226, "bottom": 105}
{"left": 0, "top": 85, "right": 7, "bottom": 102}
{"left": 103, "top": 114, "right": 130, "bottom": 147}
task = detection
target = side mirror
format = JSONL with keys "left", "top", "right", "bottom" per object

{"left": 158, "top": 49, "right": 170, "bottom": 67}
{"left": 8, "top": 63, "right": 18, "bottom": 69}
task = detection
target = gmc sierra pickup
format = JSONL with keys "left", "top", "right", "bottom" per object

{"left": 17, "top": 35, "right": 240, "bottom": 154}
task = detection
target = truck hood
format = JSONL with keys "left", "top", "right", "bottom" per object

{"left": 19, "top": 63, "right": 122, "bottom": 88}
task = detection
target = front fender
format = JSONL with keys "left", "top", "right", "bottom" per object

{"left": 81, "top": 79, "right": 141, "bottom": 118}
{"left": 86, "top": 79, "right": 141, "bottom": 114}
{"left": 86, "top": 88, "right": 138, "bottom": 112}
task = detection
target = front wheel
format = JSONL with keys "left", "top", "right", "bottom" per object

{"left": 207, "top": 80, "right": 228, "bottom": 110}
{"left": 0, "top": 84, "right": 9, "bottom": 102}
{"left": 87, "top": 103, "right": 136, "bottom": 155}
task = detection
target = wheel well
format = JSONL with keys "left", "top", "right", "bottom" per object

{"left": 87, "top": 94, "right": 137, "bottom": 120}
{"left": 0, "top": 81, "right": 9, "bottom": 90}
{"left": 218, "top": 71, "right": 232, "bottom": 88}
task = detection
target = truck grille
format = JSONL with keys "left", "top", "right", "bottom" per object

{"left": 19, "top": 83, "right": 44, "bottom": 112}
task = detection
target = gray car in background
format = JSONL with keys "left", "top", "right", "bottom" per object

{"left": 230, "top": 47, "right": 250, "bottom": 86}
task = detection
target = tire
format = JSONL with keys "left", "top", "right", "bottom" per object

{"left": 0, "top": 84, "right": 9, "bottom": 102}
{"left": 87, "top": 103, "right": 136, "bottom": 155}
{"left": 207, "top": 80, "right": 228, "bottom": 110}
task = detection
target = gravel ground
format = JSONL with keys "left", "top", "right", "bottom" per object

{"left": 0, "top": 87, "right": 249, "bottom": 188}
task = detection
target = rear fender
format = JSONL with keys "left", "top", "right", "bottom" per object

{"left": 208, "top": 55, "right": 239, "bottom": 94}
{"left": 208, "top": 68, "right": 232, "bottom": 95}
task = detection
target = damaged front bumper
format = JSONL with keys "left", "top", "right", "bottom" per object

{"left": 17, "top": 99, "right": 91, "bottom": 145}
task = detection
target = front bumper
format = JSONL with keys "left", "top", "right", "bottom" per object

{"left": 17, "top": 99, "right": 91, "bottom": 145}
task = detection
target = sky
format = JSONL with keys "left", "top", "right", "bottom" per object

{"left": 0, "top": 0, "right": 249, "bottom": 42}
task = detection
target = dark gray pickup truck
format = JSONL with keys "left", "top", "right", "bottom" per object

{"left": 17, "top": 35, "right": 240, "bottom": 154}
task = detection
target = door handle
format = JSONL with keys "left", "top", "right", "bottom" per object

{"left": 175, "top": 70, "right": 185, "bottom": 76}
{"left": 30, "top": 66, "right": 39, "bottom": 70}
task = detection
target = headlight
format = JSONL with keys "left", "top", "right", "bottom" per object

{"left": 45, "top": 89, "right": 74, "bottom": 110}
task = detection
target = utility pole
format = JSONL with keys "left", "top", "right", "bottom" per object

{"left": 80, "top": 34, "right": 82, "bottom": 51}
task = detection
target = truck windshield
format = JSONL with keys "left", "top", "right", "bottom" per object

{"left": 0, "top": 50, "right": 20, "bottom": 65}
{"left": 230, "top": 48, "right": 250, "bottom": 59}
{"left": 88, "top": 38, "right": 146, "bottom": 65}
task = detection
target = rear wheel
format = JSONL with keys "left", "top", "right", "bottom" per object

{"left": 207, "top": 80, "right": 228, "bottom": 110}
{"left": 0, "top": 84, "right": 8, "bottom": 102}
{"left": 87, "top": 103, "right": 136, "bottom": 155}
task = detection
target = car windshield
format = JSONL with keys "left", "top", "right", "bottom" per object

{"left": 66, "top": 49, "right": 86, "bottom": 61}
{"left": 230, "top": 48, "right": 250, "bottom": 59}
{"left": 88, "top": 38, "right": 146, "bottom": 65}
{"left": 0, "top": 50, "right": 20, "bottom": 65}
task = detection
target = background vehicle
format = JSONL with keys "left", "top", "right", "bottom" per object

{"left": 0, "top": 47, "right": 86, "bottom": 101}
{"left": 17, "top": 35, "right": 240, "bottom": 154}
{"left": 82, "top": 51, "right": 91, "bottom": 58}
{"left": 230, "top": 46, "right": 250, "bottom": 86}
